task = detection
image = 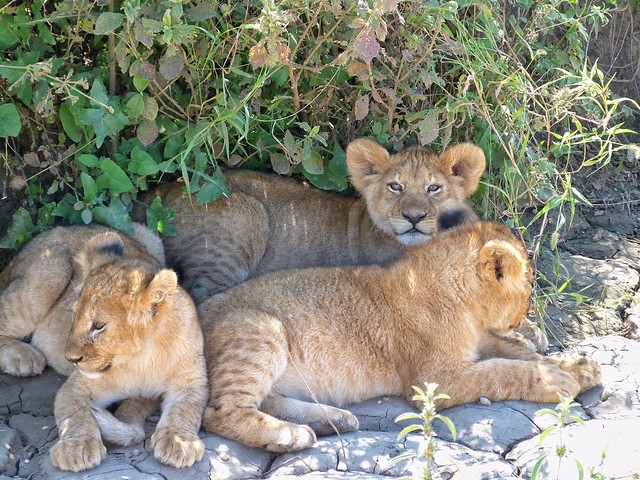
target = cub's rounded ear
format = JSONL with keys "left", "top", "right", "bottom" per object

{"left": 147, "top": 269, "right": 178, "bottom": 309}
{"left": 346, "top": 138, "right": 391, "bottom": 192}
{"left": 439, "top": 143, "right": 486, "bottom": 197}
{"left": 77, "top": 232, "right": 125, "bottom": 278}
{"left": 478, "top": 240, "right": 529, "bottom": 287}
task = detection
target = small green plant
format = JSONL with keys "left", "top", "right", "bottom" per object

{"left": 531, "top": 394, "right": 609, "bottom": 480}
{"left": 391, "top": 383, "right": 457, "bottom": 480}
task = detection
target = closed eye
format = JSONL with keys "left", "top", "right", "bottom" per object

{"left": 90, "top": 320, "right": 106, "bottom": 339}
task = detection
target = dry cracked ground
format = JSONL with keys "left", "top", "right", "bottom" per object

{"left": 1, "top": 158, "right": 640, "bottom": 479}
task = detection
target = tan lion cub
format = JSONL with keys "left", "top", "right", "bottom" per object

{"left": 198, "top": 221, "right": 601, "bottom": 452}
{"left": 135, "top": 139, "right": 485, "bottom": 304}
{"left": 0, "top": 224, "right": 164, "bottom": 376}
{"left": 49, "top": 232, "right": 207, "bottom": 472}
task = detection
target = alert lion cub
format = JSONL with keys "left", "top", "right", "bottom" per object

{"left": 198, "top": 221, "right": 601, "bottom": 452}
{"left": 136, "top": 139, "right": 485, "bottom": 304}
{"left": 0, "top": 224, "right": 164, "bottom": 376}
{"left": 50, "top": 232, "right": 207, "bottom": 472}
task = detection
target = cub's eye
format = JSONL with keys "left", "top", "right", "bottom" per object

{"left": 426, "top": 184, "right": 442, "bottom": 195}
{"left": 388, "top": 182, "right": 404, "bottom": 193}
{"left": 90, "top": 320, "right": 106, "bottom": 336}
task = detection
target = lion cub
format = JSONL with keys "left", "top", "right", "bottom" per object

{"left": 49, "top": 232, "right": 207, "bottom": 472}
{"left": 198, "top": 221, "right": 601, "bottom": 452}
{"left": 135, "top": 139, "right": 485, "bottom": 304}
{"left": 0, "top": 224, "right": 164, "bottom": 376}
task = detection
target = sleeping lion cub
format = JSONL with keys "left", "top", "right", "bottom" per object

{"left": 49, "top": 232, "right": 207, "bottom": 472}
{"left": 135, "top": 138, "right": 486, "bottom": 304}
{"left": 0, "top": 224, "right": 164, "bottom": 376}
{"left": 198, "top": 221, "right": 601, "bottom": 452}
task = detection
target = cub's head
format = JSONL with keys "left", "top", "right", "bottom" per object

{"left": 346, "top": 139, "right": 485, "bottom": 245}
{"left": 65, "top": 232, "right": 178, "bottom": 377}
{"left": 473, "top": 222, "right": 534, "bottom": 336}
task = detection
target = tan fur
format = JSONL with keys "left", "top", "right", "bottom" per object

{"left": 197, "top": 221, "right": 601, "bottom": 453}
{"left": 0, "top": 225, "right": 162, "bottom": 376}
{"left": 134, "top": 139, "right": 486, "bottom": 304}
{"left": 49, "top": 232, "right": 207, "bottom": 472}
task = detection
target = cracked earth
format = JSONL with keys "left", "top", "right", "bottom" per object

{"left": 1, "top": 159, "right": 639, "bottom": 479}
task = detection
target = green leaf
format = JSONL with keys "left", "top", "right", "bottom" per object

{"left": 142, "top": 96, "right": 159, "bottom": 121}
{"left": 94, "top": 12, "right": 125, "bottom": 35}
{"left": 146, "top": 196, "right": 177, "bottom": 236}
{"left": 133, "top": 76, "right": 150, "bottom": 92}
{"left": 301, "top": 149, "right": 324, "bottom": 175}
{"left": 52, "top": 194, "right": 84, "bottom": 224}
{"left": 91, "top": 196, "right": 134, "bottom": 235}
{"left": 126, "top": 93, "right": 145, "bottom": 118}
{"left": 0, "top": 16, "right": 18, "bottom": 50}
{"left": 0, "top": 208, "right": 34, "bottom": 249}
{"left": 0, "top": 104, "right": 22, "bottom": 138}
{"left": 329, "top": 141, "right": 348, "bottom": 178}
{"left": 129, "top": 146, "right": 160, "bottom": 175}
{"left": 81, "top": 208, "right": 93, "bottom": 224}
{"left": 77, "top": 154, "right": 100, "bottom": 168}
{"left": 435, "top": 414, "right": 457, "bottom": 440}
{"left": 529, "top": 454, "right": 547, "bottom": 480}
{"left": 270, "top": 153, "right": 291, "bottom": 175}
{"left": 186, "top": 2, "right": 217, "bottom": 21}
{"left": 96, "top": 158, "right": 134, "bottom": 194}
{"left": 81, "top": 171, "right": 98, "bottom": 202}
{"left": 196, "top": 169, "right": 229, "bottom": 204}
{"left": 60, "top": 102, "right": 82, "bottom": 142}
{"left": 394, "top": 412, "right": 422, "bottom": 422}
{"left": 90, "top": 79, "right": 110, "bottom": 108}
{"left": 79, "top": 107, "right": 105, "bottom": 126}
{"left": 396, "top": 424, "right": 423, "bottom": 441}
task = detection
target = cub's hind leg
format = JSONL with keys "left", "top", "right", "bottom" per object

{"left": 262, "top": 393, "right": 359, "bottom": 436}
{"left": 202, "top": 310, "right": 315, "bottom": 452}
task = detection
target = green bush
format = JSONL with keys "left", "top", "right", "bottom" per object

{"left": 0, "top": 0, "right": 632, "bottom": 249}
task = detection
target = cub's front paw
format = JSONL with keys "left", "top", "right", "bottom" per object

{"left": 50, "top": 437, "right": 106, "bottom": 472}
{"left": 514, "top": 318, "right": 549, "bottom": 352}
{"left": 151, "top": 428, "right": 204, "bottom": 468}
{"left": 538, "top": 363, "right": 581, "bottom": 401}
{"left": 555, "top": 353, "right": 602, "bottom": 391}
{"left": 0, "top": 343, "right": 46, "bottom": 377}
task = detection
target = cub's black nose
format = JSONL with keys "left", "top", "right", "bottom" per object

{"left": 402, "top": 210, "right": 427, "bottom": 226}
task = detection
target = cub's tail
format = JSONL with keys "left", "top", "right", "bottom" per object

{"left": 131, "top": 223, "right": 166, "bottom": 266}
{"left": 91, "top": 407, "right": 146, "bottom": 447}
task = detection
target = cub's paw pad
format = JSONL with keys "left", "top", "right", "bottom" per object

{"left": 539, "top": 363, "right": 581, "bottom": 400}
{"left": 265, "top": 424, "right": 316, "bottom": 453}
{"left": 309, "top": 409, "right": 359, "bottom": 435}
{"left": 50, "top": 437, "right": 106, "bottom": 472}
{"left": 151, "top": 428, "right": 204, "bottom": 468}
{"left": 0, "top": 344, "right": 46, "bottom": 377}
{"left": 556, "top": 353, "right": 602, "bottom": 391}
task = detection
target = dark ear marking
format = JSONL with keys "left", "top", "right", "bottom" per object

{"left": 96, "top": 241, "right": 124, "bottom": 258}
